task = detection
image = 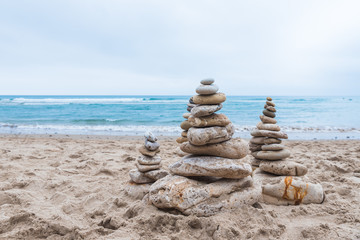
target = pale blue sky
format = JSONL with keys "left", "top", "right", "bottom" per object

{"left": 0, "top": 0, "right": 359, "bottom": 95}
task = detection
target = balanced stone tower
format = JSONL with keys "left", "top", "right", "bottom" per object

{"left": 250, "top": 97, "right": 308, "bottom": 176}
{"left": 129, "top": 131, "right": 168, "bottom": 184}
{"left": 251, "top": 97, "right": 325, "bottom": 205}
{"left": 148, "top": 79, "right": 257, "bottom": 216}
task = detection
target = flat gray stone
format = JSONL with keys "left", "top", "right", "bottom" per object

{"left": 256, "top": 122, "right": 280, "bottom": 131}
{"left": 196, "top": 84, "right": 219, "bottom": 95}
{"left": 252, "top": 149, "right": 291, "bottom": 160}
{"left": 259, "top": 160, "right": 308, "bottom": 176}
{"left": 251, "top": 129, "right": 288, "bottom": 139}
{"left": 249, "top": 143, "right": 263, "bottom": 152}
{"left": 263, "top": 109, "right": 276, "bottom": 118}
{"left": 188, "top": 113, "right": 230, "bottom": 127}
{"left": 129, "top": 169, "right": 154, "bottom": 184}
{"left": 124, "top": 181, "right": 151, "bottom": 199}
{"left": 137, "top": 155, "right": 161, "bottom": 165}
{"left": 136, "top": 163, "right": 161, "bottom": 172}
{"left": 260, "top": 115, "right": 277, "bottom": 124}
{"left": 144, "top": 131, "right": 157, "bottom": 142}
{"left": 149, "top": 175, "right": 256, "bottom": 216}
{"left": 191, "top": 104, "right": 223, "bottom": 117}
{"left": 145, "top": 139, "right": 160, "bottom": 151}
{"left": 250, "top": 136, "right": 266, "bottom": 144}
{"left": 261, "top": 144, "right": 285, "bottom": 151}
{"left": 200, "top": 78, "right": 215, "bottom": 85}
{"left": 169, "top": 155, "right": 252, "bottom": 179}
{"left": 144, "top": 169, "right": 169, "bottom": 180}
{"left": 180, "top": 138, "right": 248, "bottom": 159}
{"left": 264, "top": 138, "right": 282, "bottom": 144}
{"left": 187, "top": 123, "right": 234, "bottom": 146}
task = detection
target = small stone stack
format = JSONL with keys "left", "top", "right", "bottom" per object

{"left": 129, "top": 131, "right": 168, "bottom": 184}
{"left": 249, "top": 97, "right": 308, "bottom": 176}
{"left": 148, "top": 79, "right": 256, "bottom": 216}
{"left": 251, "top": 97, "right": 324, "bottom": 205}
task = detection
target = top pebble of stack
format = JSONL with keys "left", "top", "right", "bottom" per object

{"left": 196, "top": 79, "right": 219, "bottom": 96}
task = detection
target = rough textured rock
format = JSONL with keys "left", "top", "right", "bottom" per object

{"left": 264, "top": 138, "right": 282, "bottom": 144}
{"left": 144, "top": 131, "right": 157, "bottom": 142}
{"left": 192, "top": 93, "right": 226, "bottom": 105}
{"left": 181, "top": 131, "right": 188, "bottom": 137}
{"left": 149, "top": 175, "right": 255, "bottom": 216}
{"left": 145, "top": 139, "right": 160, "bottom": 151}
{"left": 250, "top": 136, "right": 266, "bottom": 145}
{"left": 187, "top": 123, "right": 235, "bottom": 146}
{"left": 139, "top": 146, "right": 160, "bottom": 157}
{"left": 180, "top": 120, "right": 192, "bottom": 130}
{"left": 263, "top": 109, "right": 276, "bottom": 118}
{"left": 251, "top": 129, "right": 288, "bottom": 139}
{"left": 196, "top": 84, "right": 219, "bottom": 95}
{"left": 191, "top": 104, "right": 222, "bottom": 117}
{"left": 169, "top": 155, "right": 252, "bottom": 179}
{"left": 137, "top": 155, "right": 162, "bottom": 165}
{"left": 129, "top": 169, "right": 154, "bottom": 183}
{"left": 175, "top": 146, "right": 187, "bottom": 157}
{"left": 144, "top": 169, "right": 169, "bottom": 180}
{"left": 200, "top": 78, "right": 215, "bottom": 85}
{"left": 256, "top": 122, "right": 280, "bottom": 131}
{"left": 180, "top": 139, "right": 249, "bottom": 159}
{"left": 252, "top": 149, "right": 291, "bottom": 160}
{"left": 176, "top": 136, "right": 188, "bottom": 144}
{"left": 259, "top": 160, "right": 308, "bottom": 176}
{"left": 188, "top": 113, "right": 230, "bottom": 127}
{"left": 136, "top": 163, "right": 161, "bottom": 172}
{"left": 262, "top": 176, "right": 325, "bottom": 205}
{"left": 261, "top": 144, "right": 285, "bottom": 151}
{"left": 260, "top": 115, "right": 277, "bottom": 124}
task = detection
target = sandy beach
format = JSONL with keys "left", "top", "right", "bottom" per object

{"left": 0, "top": 134, "right": 358, "bottom": 239}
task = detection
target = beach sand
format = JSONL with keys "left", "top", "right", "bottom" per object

{"left": 0, "top": 134, "right": 359, "bottom": 239}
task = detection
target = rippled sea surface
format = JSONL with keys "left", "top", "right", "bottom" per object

{"left": 0, "top": 95, "right": 359, "bottom": 139}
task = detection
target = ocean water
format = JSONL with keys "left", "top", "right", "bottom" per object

{"left": 0, "top": 95, "right": 359, "bottom": 140}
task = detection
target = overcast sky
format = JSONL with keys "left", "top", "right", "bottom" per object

{"left": 0, "top": 0, "right": 359, "bottom": 95}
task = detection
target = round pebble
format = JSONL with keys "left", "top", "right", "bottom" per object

{"left": 200, "top": 78, "right": 215, "bottom": 85}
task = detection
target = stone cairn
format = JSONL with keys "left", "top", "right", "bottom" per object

{"left": 251, "top": 97, "right": 325, "bottom": 205}
{"left": 129, "top": 131, "right": 168, "bottom": 184}
{"left": 148, "top": 79, "right": 257, "bottom": 216}
{"left": 176, "top": 98, "right": 193, "bottom": 144}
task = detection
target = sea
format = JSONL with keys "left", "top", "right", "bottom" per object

{"left": 0, "top": 95, "right": 359, "bottom": 140}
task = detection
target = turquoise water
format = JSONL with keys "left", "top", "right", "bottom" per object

{"left": 0, "top": 95, "right": 359, "bottom": 139}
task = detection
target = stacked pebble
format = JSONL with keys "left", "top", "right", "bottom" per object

{"left": 250, "top": 97, "right": 308, "bottom": 176}
{"left": 169, "top": 79, "right": 251, "bottom": 179}
{"left": 129, "top": 131, "right": 168, "bottom": 183}
{"left": 176, "top": 98, "right": 192, "bottom": 144}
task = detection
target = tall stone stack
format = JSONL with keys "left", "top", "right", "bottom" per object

{"left": 129, "top": 131, "right": 168, "bottom": 184}
{"left": 149, "top": 79, "right": 257, "bottom": 216}
{"left": 249, "top": 97, "right": 308, "bottom": 176}
{"left": 251, "top": 97, "right": 325, "bottom": 205}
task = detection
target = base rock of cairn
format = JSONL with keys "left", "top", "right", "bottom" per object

{"left": 129, "top": 131, "right": 168, "bottom": 184}
{"left": 250, "top": 97, "right": 324, "bottom": 205}
{"left": 149, "top": 79, "right": 257, "bottom": 216}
